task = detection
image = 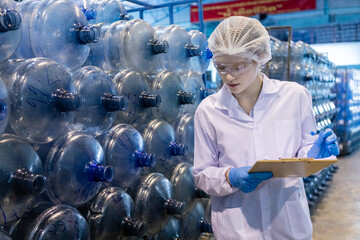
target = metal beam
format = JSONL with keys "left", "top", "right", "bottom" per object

{"left": 169, "top": 5, "right": 174, "bottom": 25}
{"left": 123, "top": 0, "right": 154, "bottom": 8}
{"left": 127, "top": 0, "right": 197, "bottom": 12}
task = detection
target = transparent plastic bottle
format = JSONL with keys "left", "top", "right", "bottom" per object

{"left": 188, "top": 30, "right": 211, "bottom": 75}
{"left": 101, "top": 20, "right": 128, "bottom": 71}
{"left": 0, "top": 77, "right": 9, "bottom": 135}
{"left": 180, "top": 71, "right": 214, "bottom": 115}
{"left": 29, "top": 0, "right": 99, "bottom": 70}
{"left": 142, "top": 119, "right": 188, "bottom": 174}
{"left": 155, "top": 25, "right": 203, "bottom": 73}
{"left": 44, "top": 131, "right": 114, "bottom": 207}
{"left": 99, "top": 123, "right": 156, "bottom": 190}
{"left": 84, "top": 22, "right": 111, "bottom": 70}
{"left": 0, "top": 228, "right": 12, "bottom": 240}
{"left": 173, "top": 113, "right": 194, "bottom": 163}
{"left": 171, "top": 162, "right": 209, "bottom": 215}
{"left": 89, "top": 0, "right": 131, "bottom": 24}
{"left": 86, "top": 19, "right": 167, "bottom": 74}
{"left": 72, "top": 66, "right": 127, "bottom": 137}
{"left": 0, "top": 1, "right": 22, "bottom": 63}
{"left": 118, "top": 19, "right": 168, "bottom": 74}
{"left": 0, "top": 58, "right": 82, "bottom": 143}
{"left": 86, "top": 187, "right": 146, "bottom": 239}
{"left": 0, "top": 134, "right": 46, "bottom": 226}
{"left": 180, "top": 202, "right": 213, "bottom": 240}
{"left": 14, "top": 0, "right": 40, "bottom": 59}
{"left": 154, "top": 216, "right": 180, "bottom": 240}
{"left": 134, "top": 172, "right": 186, "bottom": 236}
{"left": 9, "top": 202, "right": 89, "bottom": 240}
{"left": 148, "top": 71, "right": 195, "bottom": 123}
{"left": 113, "top": 70, "right": 161, "bottom": 127}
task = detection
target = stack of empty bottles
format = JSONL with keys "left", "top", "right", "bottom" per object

{"left": 0, "top": 0, "right": 215, "bottom": 239}
{"left": 335, "top": 68, "right": 360, "bottom": 154}
{"left": 264, "top": 38, "right": 339, "bottom": 211}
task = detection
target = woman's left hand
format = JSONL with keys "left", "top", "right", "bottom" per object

{"left": 307, "top": 128, "right": 340, "bottom": 158}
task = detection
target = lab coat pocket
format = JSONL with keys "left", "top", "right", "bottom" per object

{"left": 275, "top": 119, "right": 300, "bottom": 157}
{"left": 285, "top": 201, "right": 312, "bottom": 239}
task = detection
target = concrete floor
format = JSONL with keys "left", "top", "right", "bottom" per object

{"left": 312, "top": 149, "right": 360, "bottom": 240}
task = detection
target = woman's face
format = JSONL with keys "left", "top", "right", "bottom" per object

{"left": 213, "top": 54, "right": 260, "bottom": 95}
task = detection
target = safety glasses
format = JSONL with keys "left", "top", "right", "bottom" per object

{"left": 213, "top": 60, "right": 253, "bottom": 75}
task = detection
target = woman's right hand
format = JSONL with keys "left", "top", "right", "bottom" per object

{"left": 228, "top": 166, "right": 273, "bottom": 193}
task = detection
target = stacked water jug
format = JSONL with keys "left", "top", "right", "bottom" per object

{"left": 264, "top": 37, "right": 339, "bottom": 212}
{"left": 0, "top": 0, "right": 215, "bottom": 239}
{"left": 335, "top": 68, "right": 360, "bottom": 155}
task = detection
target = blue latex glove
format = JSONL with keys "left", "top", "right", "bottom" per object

{"left": 228, "top": 166, "right": 273, "bottom": 193}
{"left": 307, "top": 128, "right": 340, "bottom": 158}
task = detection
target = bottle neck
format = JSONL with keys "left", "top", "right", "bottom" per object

{"left": 122, "top": 217, "right": 147, "bottom": 237}
{"left": 164, "top": 198, "right": 185, "bottom": 216}
{"left": 52, "top": 88, "right": 83, "bottom": 112}
{"left": 102, "top": 93, "right": 128, "bottom": 112}
{"left": 0, "top": 9, "right": 21, "bottom": 32}
{"left": 134, "top": 150, "right": 156, "bottom": 167}
{"left": 11, "top": 169, "right": 47, "bottom": 195}
{"left": 200, "top": 217, "right": 213, "bottom": 233}
{"left": 169, "top": 142, "right": 188, "bottom": 156}
{"left": 85, "top": 162, "right": 114, "bottom": 182}
{"left": 138, "top": 91, "right": 161, "bottom": 108}
{"left": 178, "top": 91, "right": 195, "bottom": 105}
{"left": 185, "top": 44, "right": 202, "bottom": 57}
{"left": 148, "top": 38, "right": 169, "bottom": 54}
{"left": 77, "top": 25, "right": 100, "bottom": 44}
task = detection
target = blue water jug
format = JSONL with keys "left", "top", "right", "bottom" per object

{"left": 0, "top": 134, "right": 46, "bottom": 226}
{"left": 180, "top": 71, "right": 215, "bottom": 115}
{"left": 155, "top": 25, "right": 202, "bottom": 73}
{"left": 173, "top": 113, "right": 194, "bottom": 163}
{"left": 142, "top": 119, "right": 188, "bottom": 174}
{"left": 0, "top": 228, "right": 12, "bottom": 240}
{"left": 14, "top": 0, "right": 40, "bottom": 59}
{"left": 188, "top": 30, "right": 211, "bottom": 75}
{"left": 72, "top": 66, "right": 127, "bottom": 137}
{"left": 0, "top": 1, "right": 21, "bottom": 63}
{"left": 99, "top": 123, "right": 155, "bottom": 189}
{"left": 44, "top": 131, "right": 114, "bottom": 207}
{"left": 154, "top": 216, "right": 180, "bottom": 240}
{"left": 89, "top": 0, "right": 131, "bottom": 23}
{"left": 9, "top": 202, "right": 89, "bottom": 240}
{"left": 148, "top": 71, "right": 195, "bottom": 123}
{"left": 118, "top": 19, "right": 168, "bottom": 74}
{"left": 0, "top": 76, "right": 9, "bottom": 135}
{"left": 0, "top": 57, "right": 82, "bottom": 143}
{"left": 133, "top": 173, "right": 186, "bottom": 236}
{"left": 29, "top": 0, "right": 99, "bottom": 70}
{"left": 171, "top": 162, "right": 209, "bottom": 215}
{"left": 86, "top": 187, "right": 146, "bottom": 239}
{"left": 84, "top": 22, "right": 111, "bottom": 70}
{"left": 113, "top": 70, "right": 161, "bottom": 127}
{"left": 180, "top": 202, "right": 213, "bottom": 240}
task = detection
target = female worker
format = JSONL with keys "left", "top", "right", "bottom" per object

{"left": 193, "top": 16, "right": 339, "bottom": 239}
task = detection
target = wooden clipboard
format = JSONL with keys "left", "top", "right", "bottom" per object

{"left": 248, "top": 158, "right": 338, "bottom": 178}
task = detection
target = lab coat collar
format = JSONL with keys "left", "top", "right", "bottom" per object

{"left": 214, "top": 73, "right": 279, "bottom": 112}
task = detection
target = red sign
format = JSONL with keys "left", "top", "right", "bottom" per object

{"left": 191, "top": 0, "right": 316, "bottom": 22}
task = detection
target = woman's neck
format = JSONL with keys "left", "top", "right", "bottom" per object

{"left": 233, "top": 73, "right": 263, "bottom": 115}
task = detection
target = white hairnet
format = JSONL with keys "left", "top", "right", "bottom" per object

{"left": 208, "top": 16, "right": 272, "bottom": 65}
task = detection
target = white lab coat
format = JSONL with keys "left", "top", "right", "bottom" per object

{"left": 193, "top": 74, "right": 316, "bottom": 240}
